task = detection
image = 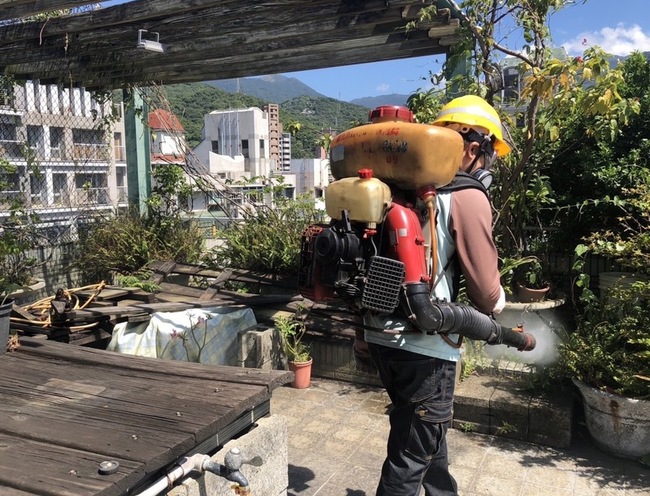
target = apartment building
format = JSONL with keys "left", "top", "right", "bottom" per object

{"left": 191, "top": 106, "right": 296, "bottom": 213}
{"left": 0, "top": 80, "right": 119, "bottom": 241}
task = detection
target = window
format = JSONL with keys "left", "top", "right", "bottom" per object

{"left": 241, "top": 139, "right": 249, "bottom": 158}
{"left": 0, "top": 122, "right": 17, "bottom": 140}
{"left": 503, "top": 67, "right": 520, "bottom": 103}
{"left": 27, "top": 125, "right": 43, "bottom": 148}
{"left": 52, "top": 173, "right": 69, "bottom": 205}
{"left": 211, "top": 140, "right": 220, "bottom": 153}
{"left": 76, "top": 173, "right": 109, "bottom": 205}
{"left": 30, "top": 173, "right": 46, "bottom": 205}
{"left": 259, "top": 139, "right": 265, "bottom": 158}
{"left": 72, "top": 128, "right": 103, "bottom": 144}
{"left": 50, "top": 127, "right": 64, "bottom": 159}
{"left": 72, "top": 128, "right": 106, "bottom": 160}
{"left": 114, "top": 132, "right": 125, "bottom": 161}
{"left": 27, "top": 125, "right": 44, "bottom": 159}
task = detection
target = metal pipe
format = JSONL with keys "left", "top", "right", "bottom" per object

{"left": 133, "top": 449, "right": 250, "bottom": 496}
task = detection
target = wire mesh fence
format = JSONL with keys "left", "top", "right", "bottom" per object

{"left": 1, "top": 80, "right": 118, "bottom": 247}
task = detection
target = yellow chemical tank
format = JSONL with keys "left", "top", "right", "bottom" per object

{"left": 325, "top": 169, "right": 391, "bottom": 226}
{"left": 329, "top": 106, "right": 463, "bottom": 190}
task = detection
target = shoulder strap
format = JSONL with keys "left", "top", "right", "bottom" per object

{"left": 438, "top": 171, "right": 489, "bottom": 198}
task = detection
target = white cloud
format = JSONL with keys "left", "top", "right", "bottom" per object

{"left": 562, "top": 23, "right": 650, "bottom": 56}
{"left": 375, "top": 83, "right": 390, "bottom": 94}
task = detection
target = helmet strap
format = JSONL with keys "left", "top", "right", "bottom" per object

{"left": 462, "top": 130, "right": 495, "bottom": 189}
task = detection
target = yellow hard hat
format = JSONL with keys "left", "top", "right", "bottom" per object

{"left": 431, "top": 95, "right": 511, "bottom": 156}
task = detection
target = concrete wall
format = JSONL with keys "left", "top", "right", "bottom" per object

{"left": 168, "top": 415, "right": 288, "bottom": 496}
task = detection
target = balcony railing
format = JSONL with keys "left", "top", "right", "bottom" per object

{"left": 114, "top": 145, "right": 126, "bottom": 161}
{"left": 72, "top": 143, "right": 108, "bottom": 161}
{"left": 1, "top": 188, "right": 111, "bottom": 209}
{"left": 116, "top": 186, "right": 128, "bottom": 203}
{"left": 75, "top": 187, "right": 110, "bottom": 205}
{"left": 1, "top": 141, "right": 113, "bottom": 162}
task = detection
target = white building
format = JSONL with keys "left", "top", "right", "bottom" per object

{"left": 289, "top": 158, "right": 329, "bottom": 198}
{"left": 194, "top": 107, "right": 272, "bottom": 181}
{"left": 1, "top": 80, "right": 119, "bottom": 240}
{"left": 192, "top": 107, "right": 297, "bottom": 213}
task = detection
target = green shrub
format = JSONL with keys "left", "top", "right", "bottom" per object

{"left": 75, "top": 209, "right": 204, "bottom": 282}
{"left": 557, "top": 281, "right": 650, "bottom": 398}
{"left": 209, "top": 192, "right": 325, "bottom": 277}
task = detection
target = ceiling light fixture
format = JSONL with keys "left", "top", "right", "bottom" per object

{"left": 137, "top": 29, "right": 164, "bottom": 53}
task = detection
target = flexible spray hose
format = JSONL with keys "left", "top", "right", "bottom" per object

{"left": 400, "top": 282, "right": 536, "bottom": 351}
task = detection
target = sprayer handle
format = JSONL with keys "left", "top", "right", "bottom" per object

{"left": 497, "top": 323, "right": 536, "bottom": 351}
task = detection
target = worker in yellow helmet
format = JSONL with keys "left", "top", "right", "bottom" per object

{"left": 432, "top": 94, "right": 511, "bottom": 188}
{"left": 363, "top": 95, "right": 511, "bottom": 496}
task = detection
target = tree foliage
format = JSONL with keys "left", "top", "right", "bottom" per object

{"left": 408, "top": 0, "right": 642, "bottom": 263}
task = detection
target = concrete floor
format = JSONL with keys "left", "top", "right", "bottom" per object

{"left": 270, "top": 378, "right": 650, "bottom": 496}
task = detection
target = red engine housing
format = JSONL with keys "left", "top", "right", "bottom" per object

{"left": 383, "top": 201, "right": 430, "bottom": 285}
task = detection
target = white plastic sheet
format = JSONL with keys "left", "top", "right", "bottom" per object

{"left": 107, "top": 306, "right": 257, "bottom": 366}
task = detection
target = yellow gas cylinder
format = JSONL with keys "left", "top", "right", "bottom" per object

{"left": 325, "top": 168, "right": 391, "bottom": 226}
{"left": 329, "top": 106, "right": 463, "bottom": 190}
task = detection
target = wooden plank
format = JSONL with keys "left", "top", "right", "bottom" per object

{"left": 156, "top": 282, "right": 204, "bottom": 298}
{"left": 148, "top": 260, "right": 222, "bottom": 279}
{"left": 16, "top": 337, "right": 293, "bottom": 390}
{"left": 66, "top": 329, "right": 113, "bottom": 346}
{"left": 0, "top": 0, "right": 449, "bottom": 88}
{"left": 0, "top": 358, "right": 267, "bottom": 462}
{"left": 199, "top": 287, "right": 220, "bottom": 300}
{"left": 76, "top": 286, "right": 155, "bottom": 303}
{"left": 152, "top": 294, "right": 246, "bottom": 309}
{"left": 1, "top": 334, "right": 291, "bottom": 496}
{"left": 84, "top": 288, "right": 130, "bottom": 301}
{"left": 0, "top": 485, "right": 47, "bottom": 496}
{"left": 0, "top": 432, "right": 142, "bottom": 496}
{"left": 148, "top": 260, "right": 178, "bottom": 284}
{"left": 74, "top": 306, "right": 147, "bottom": 318}
{"left": 129, "top": 301, "right": 194, "bottom": 313}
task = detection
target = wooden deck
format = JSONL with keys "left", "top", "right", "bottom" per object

{"left": 0, "top": 338, "right": 293, "bottom": 496}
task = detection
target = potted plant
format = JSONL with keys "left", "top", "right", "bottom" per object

{"left": 556, "top": 278, "right": 650, "bottom": 459}
{"left": 513, "top": 256, "right": 551, "bottom": 303}
{"left": 557, "top": 182, "right": 650, "bottom": 460}
{"left": 1, "top": 162, "right": 44, "bottom": 352}
{"left": 490, "top": 255, "right": 566, "bottom": 366}
{"left": 274, "top": 312, "right": 312, "bottom": 389}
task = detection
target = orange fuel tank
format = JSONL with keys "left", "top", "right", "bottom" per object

{"left": 329, "top": 106, "right": 463, "bottom": 190}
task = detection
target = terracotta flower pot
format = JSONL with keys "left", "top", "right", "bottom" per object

{"left": 289, "top": 358, "right": 313, "bottom": 389}
{"left": 515, "top": 282, "right": 550, "bottom": 303}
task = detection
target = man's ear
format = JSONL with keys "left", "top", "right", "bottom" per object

{"left": 468, "top": 142, "right": 481, "bottom": 159}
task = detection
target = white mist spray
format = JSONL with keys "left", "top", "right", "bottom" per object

{"left": 486, "top": 304, "right": 569, "bottom": 367}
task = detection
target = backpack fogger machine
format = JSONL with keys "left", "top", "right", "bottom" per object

{"left": 298, "top": 106, "right": 535, "bottom": 352}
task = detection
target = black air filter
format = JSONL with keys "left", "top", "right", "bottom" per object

{"left": 361, "top": 256, "right": 405, "bottom": 313}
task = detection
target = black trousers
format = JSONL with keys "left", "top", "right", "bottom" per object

{"left": 368, "top": 344, "right": 458, "bottom": 496}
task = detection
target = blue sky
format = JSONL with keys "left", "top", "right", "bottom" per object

{"left": 283, "top": 0, "right": 650, "bottom": 101}
{"left": 101, "top": 1, "right": 650, "bottom": 102}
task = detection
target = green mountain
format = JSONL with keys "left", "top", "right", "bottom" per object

{"left": 206, "top": 75, "right": 325, "bottom": 103}
{"left": 162, "top": 82, "right": 368, "bottom": 159}
{"left": 350, "top": 94, "right": 410, "bottom": 108}
{"left": 206, "top": 75, "right": 411, "bottom": 109}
